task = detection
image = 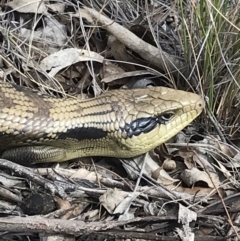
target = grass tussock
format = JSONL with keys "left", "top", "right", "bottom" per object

{"left": 179, "top": 0, "right": 240, "bottom": 137}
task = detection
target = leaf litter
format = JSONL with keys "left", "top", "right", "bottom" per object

{"left": 0, "top": 0, "right": 239, "bottom": 240}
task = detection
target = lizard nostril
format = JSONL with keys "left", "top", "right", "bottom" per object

{"left": 196, "top": 98, "right": 205, "bottom": 112}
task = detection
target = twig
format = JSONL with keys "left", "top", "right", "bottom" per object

{"left": 0, "top": 159, "right": 66, "bottom": 198}
{"left": 80, "top": 7, "right": 186, "bottom": 75}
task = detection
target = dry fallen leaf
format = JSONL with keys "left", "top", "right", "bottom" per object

{"left": 110, "top": 39, "right": 136, "bottom": 71}
{"left": 152, "top": 167, "right": 180, "bottom": 185}
{"left": 46, "top": 3, "right": 65, "bottom": 13}
{"left": 178, "top": 203, "right": 197, "bottom": 224}
{"left": 180, "top": 168, "right": 220, "bottom": 188}
{"left": 218, "top": 142, "right": 237, "bottom": 158}
{"left": 70, "top": 168, "right": 101, "bottom": 183}
{"left": 5, "top": 0, "right": 47, "bottom": 13}
{"left": 100, "top": 61, "right": 125, "bottom": 81}
{"left": 40, "top": 48, "right": 104, "bottom": 77}
{"left": 54, "top": 197, "right": 71, "bottom": 210}
{"left": 114, "top": 193, "right": 140, "bottom": 216}
{"left": 101, "top": 70, "right": 153, "bottom": 85}
{"left": 81, "top": 209, "right": 100, "bottom": 222}
{"left": 179, "top": 149, "right": 196, "bottom": 169}
{"left": 99, "top": 188, "right": 128, "bottom": 214}
{"left": 121, "top": 152, "right": 160, "bottom": 180}
{"left": 173, "top": 185, "right": 216, "bottom": 196}
{"left": 176, "top": 206, "right": 196, "bottom": 241}
{"left": 193, "top": 152, "right": 216, "bottom": 172}
{"left": 20, "top": 18, "right": 67, "bottom": 55}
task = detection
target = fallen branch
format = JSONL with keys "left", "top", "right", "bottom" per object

{"left": 77, "top": 7, "right": 185, "bottom": 75}
{"left": 0, "top": 215, "right": 224, "bottom": 240}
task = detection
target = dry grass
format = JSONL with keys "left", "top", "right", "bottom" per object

{"left": 0, "top": 0, "right": 240, "bottom": 240}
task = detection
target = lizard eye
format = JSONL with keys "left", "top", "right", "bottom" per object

{"left": 158, "top": 112, "right": 174, "bottom": 123}
{"left": 122, "top": 112, "right": 175, "bottom": 138}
